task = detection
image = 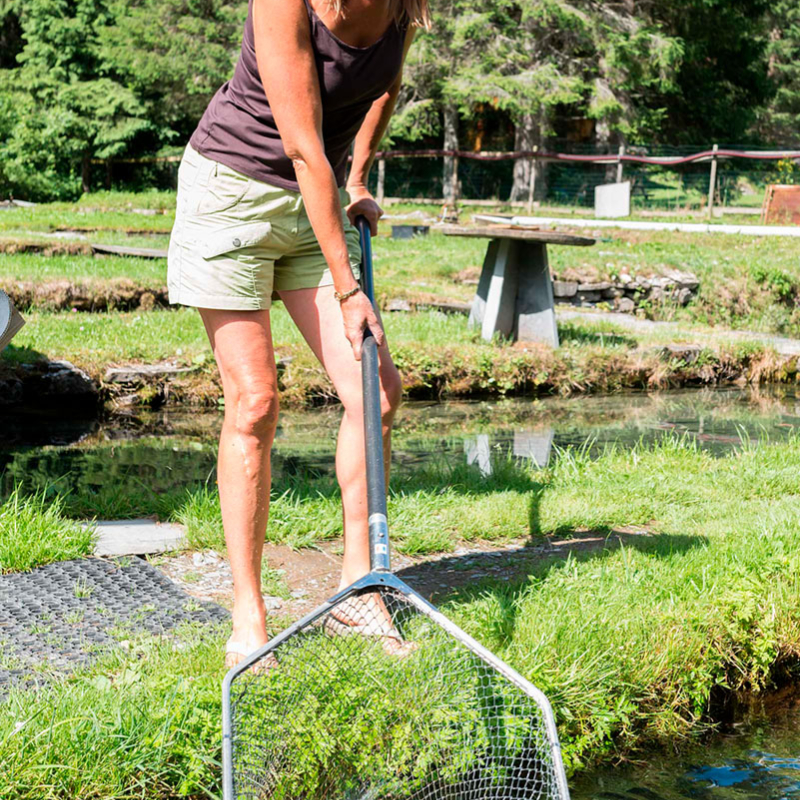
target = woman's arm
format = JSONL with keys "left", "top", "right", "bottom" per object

{"left": 252, "top": 0, "right": 381, "bottom": 359}
{"left": 346, "top": 27, "right": 417, "bottom": 234}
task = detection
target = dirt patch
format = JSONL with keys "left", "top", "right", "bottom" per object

{"left": 0, "top": 239, "right": 93, "bottom": 256}
{"left": 1, "top": 279, "right": 169, "bottom": 312}
{"left": 156, "top": 528, "right": 651, "bottom": 620}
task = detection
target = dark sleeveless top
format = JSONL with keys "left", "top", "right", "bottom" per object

{"left": 190, "top": 0, "right": 407, "bottom": 192}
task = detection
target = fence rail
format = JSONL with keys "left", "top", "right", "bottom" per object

{"left": 98, "top": 144, "right": 800, "bottom": 213}
{"left": 372, "top": 147, "right": 800, "bottom": 164}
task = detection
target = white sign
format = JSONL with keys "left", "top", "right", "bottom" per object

{"left": 595, "top": 181, "right": 631, "bottom": 218}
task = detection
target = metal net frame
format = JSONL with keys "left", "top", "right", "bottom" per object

{"left": 222, "top": 574, "right": 569, "bottom": 800}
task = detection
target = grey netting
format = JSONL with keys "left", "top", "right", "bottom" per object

{"left": 225, "top": 581, "right": 563, "bottom": 800}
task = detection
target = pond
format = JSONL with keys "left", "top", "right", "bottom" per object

{"left": 3, "top": 385, "right": 800, "bottom": 501}
{"left": 572, "top": 691, "right": 800, "bottom": 800}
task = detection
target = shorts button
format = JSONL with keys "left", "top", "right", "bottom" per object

{"left": 232, "top": 237, "right": 241, "bottom": 247}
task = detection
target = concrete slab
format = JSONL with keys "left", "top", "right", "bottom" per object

{"left": 505, "top": 215, "right": 800, "bottom": 238}
{"left": 89, "top": 518, "right": 186, "bottom": 557}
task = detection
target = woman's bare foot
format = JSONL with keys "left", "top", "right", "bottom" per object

{"left": 225, "top": 597, "right": 270, "bottom": 669}
{"left": 327, "top": 593, "right": 417, "bottom": 657}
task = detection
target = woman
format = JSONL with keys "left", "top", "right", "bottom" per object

{"left": 168, "top": 0, "right": 429, "bottom": 668}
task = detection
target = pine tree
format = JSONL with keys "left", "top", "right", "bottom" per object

{"left": 758, "top": 0, "right": 800, "bottom": 145}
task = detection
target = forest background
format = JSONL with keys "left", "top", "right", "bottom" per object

{"left": 0, "top": 0, "right": 798, "bottom": 202}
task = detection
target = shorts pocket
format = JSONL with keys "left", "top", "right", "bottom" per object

{"left": 196, "top": 163, "right": 251, "bottom": 216}
{"left": 201, "top": 222, "right": 273, "bottom": 260}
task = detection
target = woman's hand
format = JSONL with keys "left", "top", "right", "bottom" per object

{"left": 340, "top": 289, "right": 384, "bottom": 361}
{"left": 345, "top": 185, "right": 383, "bottom": 235}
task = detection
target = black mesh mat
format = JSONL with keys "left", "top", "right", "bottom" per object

{"left": 0, "top": 557, "right": 228, "bottom": 691}
{"left": 227, "top": 584, "right": 562, "bottom": 800}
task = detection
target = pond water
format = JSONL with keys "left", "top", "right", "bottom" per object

{"left": 572, "top": 692, "right": 800, "bottom": 800}
{"left": 3, "top": 385, "right": 800, "bottom": 500}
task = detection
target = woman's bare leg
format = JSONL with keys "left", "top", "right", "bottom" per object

{"left": 279, "top": 285, "right": 402, "bottom": 588}
{"left": 199, "top": 308, "right": 279, "bottom": 664}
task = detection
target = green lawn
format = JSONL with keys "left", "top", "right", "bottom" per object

{"left": 3, "top": 197, "right": 800, "bottom": 336}
{"left": 1, "top": 252, "right": 168, "bottom": 283}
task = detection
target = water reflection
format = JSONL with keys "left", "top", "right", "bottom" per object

{"left": 573, "top": 694, "right": 800, "bottom": 800}
{"left": 3, "top": 386, "right": 800, "bottom": 501}
{"left": 465, "top": 429, "right": 554, "bottom": 476}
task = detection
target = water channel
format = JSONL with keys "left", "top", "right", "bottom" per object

{"left": 3, "top": 385, "right": 800, "bottom": 500}
{"left": 572, "top": 692, "right": 800, "bottom": 800}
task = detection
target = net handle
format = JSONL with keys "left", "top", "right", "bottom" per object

{"left": 356, "top": 216, "right": 391, "bottom": 572}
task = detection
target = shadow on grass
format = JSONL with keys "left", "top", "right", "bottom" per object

{"left": 0, "top": 341, "right": 50, "bottom": 366}
{"left": 557, "top": 320, "right": 638, "bottom": 348}
{"left": 397, "top": 529, "right": 708, "bottom": 641}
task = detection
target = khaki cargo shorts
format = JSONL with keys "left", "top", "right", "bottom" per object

{"left": 168, "top": 144, "right": 362, "bottom": 310}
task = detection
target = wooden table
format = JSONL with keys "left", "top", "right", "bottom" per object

{"left": 442, "top": 225, "right": 595, "bottom": 347}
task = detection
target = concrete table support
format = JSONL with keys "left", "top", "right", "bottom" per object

{"left": 442, "top": 226, "right": 595, "bottom": 346}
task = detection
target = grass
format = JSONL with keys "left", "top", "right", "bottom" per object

{"left": 5, "top": 435, "right": 800, "bottom": 795}
{"left": 0, "top": 253, "right": 168, "bottom": 283}
{"left": 548, "top": 230, "right": 800, "bottom": 335}
{"left": 0, "top": 205, "right": 174, "bottom": 234}
{"left": 0, "top": 489, "right": 94, "bottom": 573}
{"left": 0, "top": 627, "right": 226, "bottom": 800}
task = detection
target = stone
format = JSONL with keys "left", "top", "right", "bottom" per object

{"left": 0, "top": 377, "right": 24, "bottom": 406}
{"left": 27, "top": 360, "right": 98, "bottom": 406}
{"left": 603, "top": 287, "right": 622, "bottom": 299}
{"left": 675, "top": 287, "right": 693, "bottom": 306}
{"left": 552, "top": 280, "right": 578, "bottom": 298}
{"left": 660, "top": 344, "right": 703, "bottom": 364}
{"left": 91, "top": 518, "right": 186, "bottom": 557}
{"left": 649, "top": 287, "right": 664, "bottom": 302}
{"left": 387, "top": 298, "right": 412, "bottom": 312}
{"left": 616, "top": 296, "right": 636, "bottom": 313}
{"left": 578, "top": 282, "right": 613, "bottom": 292}
{"left": 105, "top": 363, "right": 194, "bottom": 383}
{"left": 619, "top": 273, "right": 633, "bottom": 285}
{"left": 576, "top": 290, "right": 602, "bottom": 302}
{"left": 419, "top": 300, "right": 471, "bottom": 315}
{"left": 263, "top": 596, "right": 283, "bottom": 611}
{"left": 664, "top": 269, "right": 700, "bottom": 290}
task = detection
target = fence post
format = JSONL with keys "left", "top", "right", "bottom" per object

{"left": 451, "top": 154, "right": 460, "bottom": 206}
{"left": 616, "top": 145, "right": 625, "bottom": 183}
{"left": 707, "top": 143, "right": 719, "bottom": 218}
{"left": 376, "top": 157, "right": 386, "bottom": 205}
{"left": 527, "top": 146, "right": 538, "bottom": 212}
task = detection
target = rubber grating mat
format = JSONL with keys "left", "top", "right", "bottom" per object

{"left": 0, "top": 557, "right": 229, "bottom": 692}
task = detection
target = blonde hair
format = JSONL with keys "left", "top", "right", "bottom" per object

{"left": 326, "top": 0, "right": 432, "bottom": 29}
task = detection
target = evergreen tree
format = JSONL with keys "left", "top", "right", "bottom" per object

{"left": 97, "top": 0, "right": 245, "bottom": 144}
{"left": 0, "top": 0, "right": 242, "bottom": 200}
{"left": 757, "top": 0, "right": 800, "bottom": 145}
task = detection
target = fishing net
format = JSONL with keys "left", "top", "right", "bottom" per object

{"left": 224, "top": 579, "right": 567, "bottom": 800}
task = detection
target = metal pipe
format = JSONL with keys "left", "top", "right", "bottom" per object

{"left": 356, "top": 217, "right": 391, "bottom": 572}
